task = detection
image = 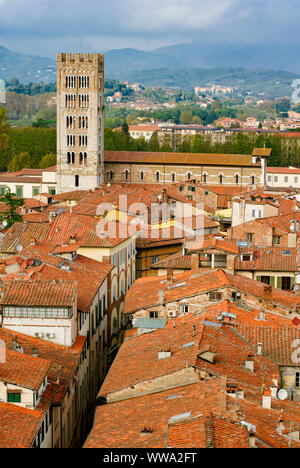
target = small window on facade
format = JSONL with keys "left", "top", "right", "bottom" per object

{"left": 203, "top": 174, "right": 207, "bottom": 183}
{"left": 235, "top": 174, "right": 239, "bottom": 184}
{"left": 219, "top": 174, "right": 223, "bottom": 184}
{"left": 187, "top": 172, "right": 192, "bottom": 180}
{"left": 242, "top": 254, "right": 251, "bottom": 262}
{"left": 209, "top": 292, "right": 222, "bottom": 302}
{"left": 247, "top": 233, "right": 253, "bottom": 243}
{"left": 75, "top": 175, "right": 79, "bottom": 187}
{"left": 172, "top": 173, "right": 176, "bottom": 182}
{"left": 251, "top": 176, "right": 255, "bottom": 185}
{"left": 32, "top": 187, "right": 40, "bottom": 197}
{"left": 156, "top": 171, "right": 160, "bottom": 182}
{"left": 140, "top": 171, "right": 144, "bottom": 181}
{"left": 150, "top": 311, "right": 159, "bottom": 319}
{"left": 125, "top": 170, "right": 129, "bottom": 180}
{"left": 7, "top": 391, "right": 21, "bottom": 403}
{"left": 15, "top": 186, "right": 23, "bottom": 198}
{"left": 296, "top": 372, "right": 300, "bottom": 388}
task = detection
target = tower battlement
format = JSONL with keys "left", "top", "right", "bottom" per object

{"left": 57, "top": 53, "right": 104, "bottom": 69}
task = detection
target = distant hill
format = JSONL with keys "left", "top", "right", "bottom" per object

{"left": 1, "top": 43, "right": 300, "bottom": 99}
{"left": 0, "top": 45, "right": 56, "bottom": 83}
{"left": 108, "top": 67, "right": 300, "bottom": 99}
{"left": 153, "top": 41, "right": 300, "bottom": 74}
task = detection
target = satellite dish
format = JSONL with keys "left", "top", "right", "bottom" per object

{"left": 2, "top": 220, "right": 7, "bottom": 228}
{"left": 17, "top": 244, "right": 23, "bottom": 252}
{"left": 278, "top": 389, "right": 288, "bottom": 401}
{"left": 290, "top": 224, "right": 295, "bottom": 232}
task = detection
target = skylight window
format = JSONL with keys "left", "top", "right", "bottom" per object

{"left": 169, "top": 412, "right": 191, "bottom": 424}
{"left": 182, "top": 341, "right": 195, "bottom": 349}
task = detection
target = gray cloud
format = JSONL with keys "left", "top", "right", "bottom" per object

{"left": 0, "top": 0, "right": 299, "bottom": 57}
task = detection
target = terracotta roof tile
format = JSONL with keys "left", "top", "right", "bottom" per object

{"left": 0, "top": 349, "right": 51, "bottom": 391}
{"left": 0, "top": 280, "right": 76, "bottom": 307}
{"left": 0, "top": 402, "right": 43, "bottom": 448}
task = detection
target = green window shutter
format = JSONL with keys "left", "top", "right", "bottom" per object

{"left": 277, "top": 277, "right": 282, "bottom": 289}
{"left": 256, "top": 276, "right": 261, "bottom": 283}
{"left": 8, "top": 392, "right": 21, "bottom": 403}
{"left": 291, "top": 277, "right": 295, "bottom": 288}
{"left": 270, "top": 276, "right": 275, "bottom": 287}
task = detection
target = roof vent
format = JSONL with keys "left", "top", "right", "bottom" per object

{"left": 257, "top": 342, "right": 263, "bottom": 355}
{"left": 158, "top": 288, "right": 165, "bottom": 304}
{"left": 140, "top": 427, "right": 153, "bottom": 435}
{"left": 262, "top": 390, "right": 272, "bottom": 409}
{"left": 244, "top": 355, "right": 255, "bottom": 372}
{"left": 158, "top": 349, "right": 172, "bottom": 360}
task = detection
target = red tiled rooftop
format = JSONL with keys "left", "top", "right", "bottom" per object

{"left": 0, "top": 280, "right": 77, "bottom": 307}
{"left": 0, "top": 402, "right": 43, "bottom": 448}
{"left": 0, "top": 349, "right": 51, "bottom": 391}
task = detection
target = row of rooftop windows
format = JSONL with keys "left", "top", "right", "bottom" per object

{"left": 268, "top": 175, "right": 300, "bottom": 184}
{"left": 3, "top": 306, "right": 72, "bottom": 319}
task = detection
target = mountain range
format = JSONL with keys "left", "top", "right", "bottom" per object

{"left": 0, "top": 42, "right": 299, "bottom": 99}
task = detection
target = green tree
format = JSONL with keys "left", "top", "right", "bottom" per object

{"left": 192, "top": 115, "right": 202, "bottom": 125}
{"left": 275, "top": 97, "right": 291, "bottom": 115}
{"left": 122, "top": 121, "right": 129, "bottom": 135}
{"left": 148, "top": 131, "right": 160, "bottom": 151}
{"left": 179, "top": 110, "right": 193, "bottom": 124}
{"left": 0, "top": 188, "right": 24, "bottom": 228}
{"left": 8, "top": 151, "right": 31, "bottom": 172}
{"left": 39, "top": 153, "right": 57, "bottom": 168}
{"left": 0, "top": 107, "right": 9, "bottom": 154}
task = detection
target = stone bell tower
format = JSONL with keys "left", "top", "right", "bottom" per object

{"left": 56, "top": 53, "right": 104, "bottom": 193}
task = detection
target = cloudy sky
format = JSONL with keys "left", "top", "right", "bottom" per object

{"left": 0, "top": 0, "right": 298, "bottom": 57}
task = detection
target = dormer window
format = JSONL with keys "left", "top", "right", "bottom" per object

{"left": 241, "top": 254, "right": 252, "bottom": 262}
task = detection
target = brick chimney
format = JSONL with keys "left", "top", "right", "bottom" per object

{"left": 226, "top": 254, "right": 235, "bottom": 272}
{"left": 249, "top": 431, "right": 256, "bottom": 448}
{"left": 191, "top": 254, "right": 200, "bottom": 275}
{"left": 167, "top": 267, "right": 174, "bottom": 283}
{"left": 263, "top": 285, "right": 272, "bottom": 303}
